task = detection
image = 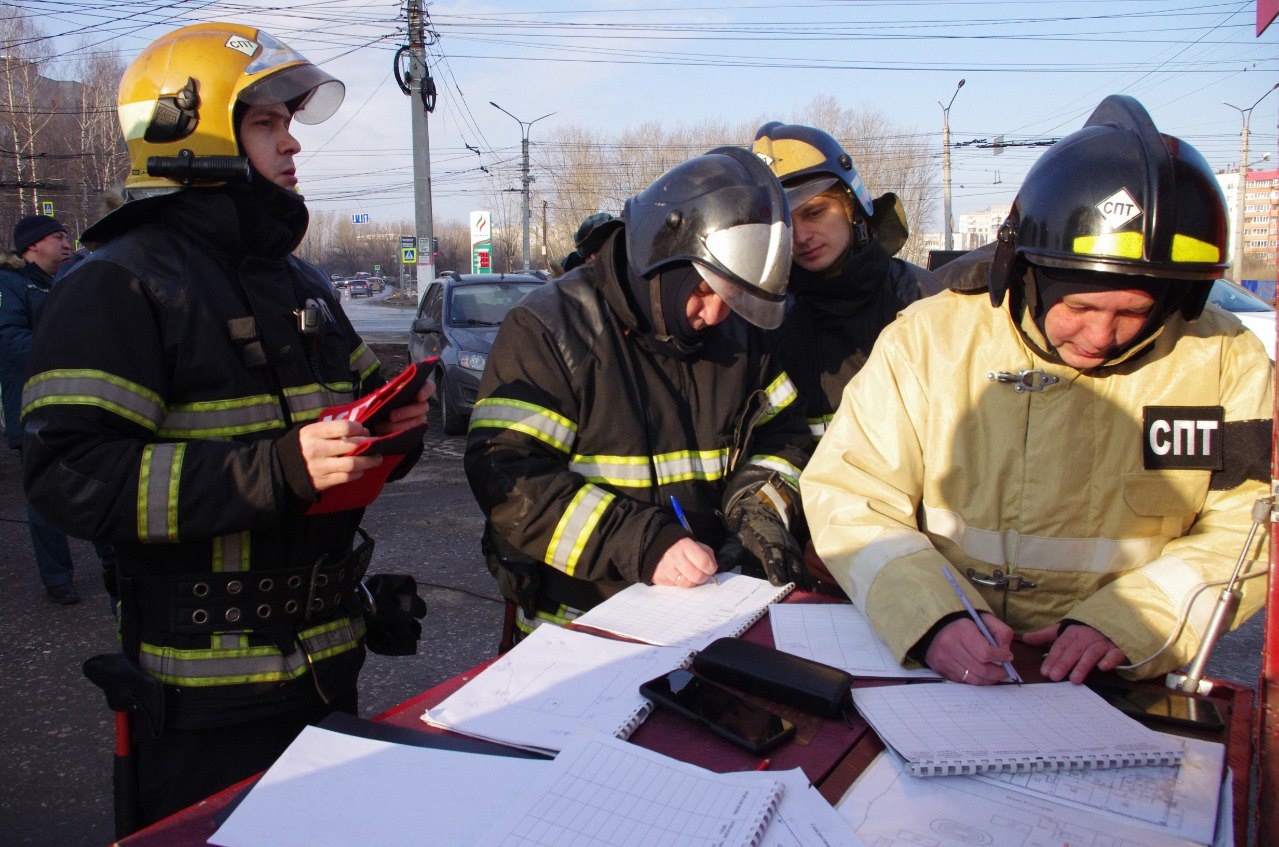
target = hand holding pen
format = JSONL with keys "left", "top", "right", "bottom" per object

{"left": 939, "top": 568, "right": 1022, "bottom": 685}
{"left": 656, "top": 496, "right": 717, "bottom": 587}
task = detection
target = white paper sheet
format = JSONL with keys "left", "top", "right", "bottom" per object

{"left": 208, "top": 725, "right": 548, "bottom": 847}
{"left": 769, "top": 603, "right": 941, "bottom": 679}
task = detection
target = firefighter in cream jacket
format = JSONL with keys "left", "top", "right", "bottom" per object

{"left": 801, "top": 95, "right": 1272, "bottom": 684}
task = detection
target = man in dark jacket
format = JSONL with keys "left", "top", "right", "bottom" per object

{"left": 21, "top": 23, "right": 429, "bottom": 829}
{"left": 1, "top": 215, "right": 78, "bottom": 603}
{"left": 753, "top": 123, "right": 940, "bottom": 445}
{"left": 466, "top": 148, "right": 813, "bottom": 642}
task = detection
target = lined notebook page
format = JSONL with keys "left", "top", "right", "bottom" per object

{"left": 852, "top": 682, "right": 1184, "bottom": 776}
{"left": 769, "top": 603, "right": 940, "bottom": 679}
{"left": 423, "top": 624, "right": 693, "bottom": 754}
{"left": 571, "top": 572, "right": 794, "bottom": 649}
{"left": 476, "top": 729, "right": 784, "bottom": 847}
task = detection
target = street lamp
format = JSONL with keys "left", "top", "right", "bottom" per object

{"left": 1223, "top": 82, "right": 1279, "bottom": 281}
{"left": 490, "top": 101, "right": 555, "bottom": 271}
{"left": 939, "top": 78, "right": 965, "bottom": 251}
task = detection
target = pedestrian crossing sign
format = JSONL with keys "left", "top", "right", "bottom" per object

{"left": 401, "top": 247, "right": 418, "bottom": 265}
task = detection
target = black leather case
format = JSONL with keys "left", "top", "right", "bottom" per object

{"left": 692, "top": 637, "right": 854, "bottom": 718}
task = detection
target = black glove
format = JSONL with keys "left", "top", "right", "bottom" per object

{"left": 361, "top": 573, "right": 427, "bottom": 656}
{"left": 721, "top": 495, "right": 811, "bottom": 590}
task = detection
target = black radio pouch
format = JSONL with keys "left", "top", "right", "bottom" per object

{"left": 692, "top": 637, "right": 854, "bottom": 719}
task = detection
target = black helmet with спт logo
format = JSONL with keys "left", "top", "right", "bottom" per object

{"left": 990, "top": 95, "right": 1227, "bottom": 320}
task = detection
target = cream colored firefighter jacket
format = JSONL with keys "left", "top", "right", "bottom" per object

{"left": 801, "top": 289, "right": 1272, "bottom": 679}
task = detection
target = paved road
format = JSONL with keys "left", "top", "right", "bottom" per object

{"left": 0, "top": 293, "right": 1266, "bottom": 845}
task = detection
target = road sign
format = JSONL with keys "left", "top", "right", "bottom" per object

{"left": 400, "top": 235, "right": 417, "bottom": 249}
{"left": 401, "top": 247, "right": 417, "bottom": 265}
{"left": 351, "top": 213, "right": 370, "bottom": 225}
{"left": 373, "top": 264, "right": 381, "bottom": 273}
{"left": 41, "top": 201, "right": 54, "bottom": 216}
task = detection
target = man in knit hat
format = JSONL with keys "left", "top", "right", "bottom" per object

{"left": 0, "top": 215, "right": 77, "bottom": 603}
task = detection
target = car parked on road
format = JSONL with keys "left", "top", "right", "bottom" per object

{"left": 1209, "top": 279, "right": 1274, "bottom": 360}
{"left": 409, "top": 271, "right": 548, "bottom": 434}
{"left": 348, "top": 280, "right": 371, "bottom": 298}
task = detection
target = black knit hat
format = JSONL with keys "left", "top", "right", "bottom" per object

{"left": 14, "top": 215, "right": 67, "bottom": 255}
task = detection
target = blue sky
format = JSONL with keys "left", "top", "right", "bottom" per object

{"left": 23, "top": 0, "right": 1279, "bottom": 231}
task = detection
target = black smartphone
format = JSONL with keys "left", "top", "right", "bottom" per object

{"left": 1089, "top": 683, "right": 1225, "bottom": 732}
{"left": 640, "top": 668, "right": 796, "bottom": 755}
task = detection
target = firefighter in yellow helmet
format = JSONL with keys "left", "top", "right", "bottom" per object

{"left": 802, "top": 95, "right": 1271, "bottom": 686}
{"left": 752, "top": 123, "right": 940, "bottom": 594}
{"left": 22, "top": 23, "right": 431, "bottom": 831}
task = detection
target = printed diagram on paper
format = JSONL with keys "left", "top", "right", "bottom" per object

{"left": 769, "top": 603, "right": 939, "bottom": 678}
{"left": 838, "top": 751, "right": 1217, "bottom": 847}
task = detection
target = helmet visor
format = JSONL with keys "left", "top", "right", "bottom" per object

{"left": 784, "top": 176, "right": 838, "bottom": 210}
{"left": 699, "top": 219, "right": 790, "bottom": 329}
{"left": 239, "top": 62, "right": 345, "bottom": 125}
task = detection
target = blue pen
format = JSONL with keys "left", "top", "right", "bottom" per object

{"left": 669, "top": 496, "right": 717, "bottom": 586}
{"left": 941, "top": 568, "right": 1022, "bottom": 684}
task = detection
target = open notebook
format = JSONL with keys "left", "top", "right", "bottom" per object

{"left": 852, "top": 681, "right": 1184, "bottom": 777}
{"left": 571, "top": 572, "right": 794, "bottom": 649}
{"left": 422, "top": 624, "right": 694, "bottom": 754}
{"left": 475, "top": 728, "right": 785, "bottom": 847}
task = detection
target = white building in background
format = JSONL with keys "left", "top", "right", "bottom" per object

{"left": 953, "top": 205, "right": 1012, "bottom": 251}
{"left": 1216, "top": 168, "right": 1279, "bottom": 275}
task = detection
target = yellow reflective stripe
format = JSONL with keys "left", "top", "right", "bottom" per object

{"left": 807, "top": 415, "right": 831, "bottom": 439}
{"left": 747, "top": 454, "right": 801, "bottom": 488}
{"left": 1171, "top": 234, "right": 1220, "bottom": 263}
{"left": 138, "top": 617, "right": 365, "bottom": 686}
{"left": 470, "top": 397, "right": 577, "bottom": 453}
{"left": 284, "top": 383, "right": 355, "bottom": 422}
{"left": 138, "top": 442, "right": 184, "bottom": 542}
{"left": 516, "top": 603, "right": 581, "bottom": 635}
{"left": 546, "top": 484, "right": 614, "bottom": 577}
{"left": 159, "top": 395, "right": 284, "bottom": 438}
{"left": 212, "top": 532, "right": 250, "bottom": 573}
{"left": 653, "top": 448, "right": 730, "bottom": 485}
{"left": 569, "top": 454, "right": 651, "bottom": 487}
{"left": 22, "top": 369, "right": 164, "bottom": 432}
{"left": 350, "top": 343, "right": 379, "bottom": 382}
{"left": 757, "top": 372, "right": 798, "bottom": 426}
{"left": 568, "top": 448, "right": 731, "bottom": 487}
{"left": 1073, "top": 231, "right": 1143, "bottom": 259}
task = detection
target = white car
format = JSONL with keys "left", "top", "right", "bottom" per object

{"left": 1208, "top": 279, "right": 1274, "bottom": 360}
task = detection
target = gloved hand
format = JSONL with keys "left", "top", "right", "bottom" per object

{"left": 361, "top": 573, "right": 427, "bottom": 656}
{"left": 721, "top": 496, "right": 811, "bottom": 590}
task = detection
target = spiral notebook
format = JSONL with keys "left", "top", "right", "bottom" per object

{"left": 475, "top": 728, "right": 784, "bottom": 847}
{"left": 422, "top": 624, "right": 695, "bottom": 755}
{"left": 570, "top": 572, "right": 795, "bottom": 649}
{"left": 851, "top": 681, "right": 1184, "bottom": 777}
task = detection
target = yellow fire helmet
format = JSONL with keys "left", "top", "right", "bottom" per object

{"left": 118, "top": 22, "right": 345, "bottom": 197}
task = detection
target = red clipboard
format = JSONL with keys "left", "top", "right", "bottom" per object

{"left": 305, "top": 358, "right": 436, "bottom": 514}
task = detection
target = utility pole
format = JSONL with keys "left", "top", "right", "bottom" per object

{"left": 939, "top": 79, "right": 965, "bottom": 252}
{"left": 541, "top": 199, "right": 549, "bottom": 270}
{"left": 490, "top": 102, "right": 555, "bottom": 271}
{"left": 397, "top": 0, "right": 437, "bottom": 301}
{"left": 1223, "top": 83, "right": 1278, "bottom": 282}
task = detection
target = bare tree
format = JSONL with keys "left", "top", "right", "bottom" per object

{"left": 70, "top": 46, "right": 128, "bottom": 234}
{"left": 0, "top": 5, "right": 57, "bottom": 228}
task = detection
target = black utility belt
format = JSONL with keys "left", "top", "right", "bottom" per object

{"left": 133, "top": 536, "right": 374, "bottom": 636}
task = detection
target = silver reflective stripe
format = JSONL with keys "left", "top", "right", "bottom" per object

{"left": 22, "top": 369, "right": 164, "bottom": 432}
{"left": 138, "top": 443, "right": 184, "bottom": 543}
{"left": 757, "top": 372, "right": 798, "bottom": 426}
{"left": 159, "top": 396, "right": 284, "bottom": 438}
{"left": 285, "top": 383, "right": 355, "bottom": 422}
{"left": 350, "top": 343, "right": 379, "bottom": 382}
{"left": 138, "top": 617, "right": 365, "bottom": 686}
{"left": 569, "top": 455, "right": 651, "bottom": 487}
{"left": 808, "top": 416, "right": 830, "bottom": 438}
{"left": 921, "top": 504, "right": 1167, "bottom": 574}
{"left": 546, "top": 484, "right": 614, "bottom": 576}
{"left": 212, "top": 532, "right": 249, "bottom": 573}
{"left": 848, "top": 528, "right": 936, "bottom": 609}
{"left": 653, "top": 449, "right": 730, "bottom": 485}
{"left": 470, "top": 397, "right": 577, "bottom": 453}
{"left": 746, "top": 454, "right": 801, "bottom": 487}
